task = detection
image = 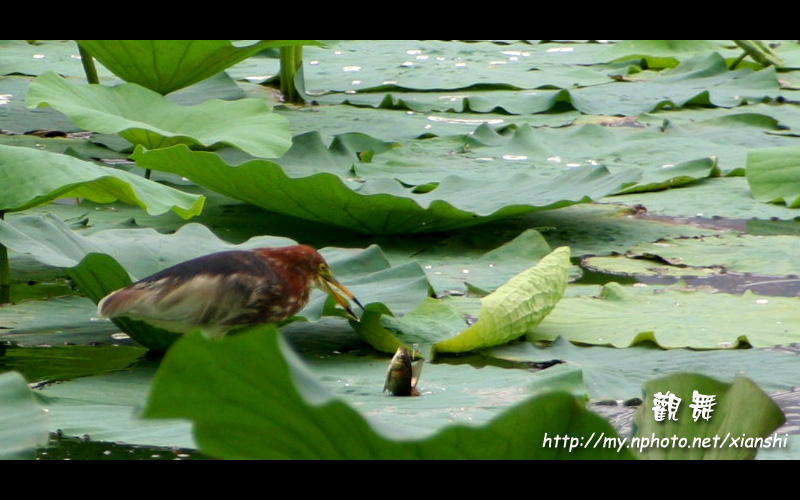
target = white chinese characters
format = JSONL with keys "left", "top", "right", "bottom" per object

{"left": 652, "top": 390, "right": 716, "bottom": 422}
{"left": 653, "top": 391, "right": 682, "bottom": 422}
{"left": 688, "top": 390, "right": 717, "bottom": 421}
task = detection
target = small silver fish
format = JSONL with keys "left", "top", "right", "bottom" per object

{"left": 384, "top": 346, "right": 423, "bottom": 397}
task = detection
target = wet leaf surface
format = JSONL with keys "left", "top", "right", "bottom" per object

{"left": 2, "top": 40, "right": 800, "bottom": 459}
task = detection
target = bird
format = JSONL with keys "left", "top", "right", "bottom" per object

{"left": 97, "top": 244, "right": 364, "bottom": 339}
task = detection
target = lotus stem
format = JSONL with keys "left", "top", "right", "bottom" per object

{"left": 77, "top": 43, "right": 100, "bottom": 84}
{"left": 0, "top": 211, "right": 9, "bottom": 304}
{"left": 729, "top": 51, "right": 748, "bottom": 70}
{"left": 732, "top": 40, "right": 783, "bottom": 68}
{"left": 280, "top": 45, "right": 304, "bottom": 103}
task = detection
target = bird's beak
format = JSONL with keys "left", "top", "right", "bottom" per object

{"left": 320, "top": 274, "right": 365, "bottom": 320}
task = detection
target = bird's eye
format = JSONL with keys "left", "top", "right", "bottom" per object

{"left": 319, "top": 263, "right": 329, "bottom": 274}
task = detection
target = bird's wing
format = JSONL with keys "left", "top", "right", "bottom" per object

{"left": 97, "top": 251, "right": 287, "bottom": 333}
{"left": 100, "top": 272, "right": 285, "bottom": 332}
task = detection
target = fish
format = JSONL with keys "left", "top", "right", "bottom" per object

{"left": 384, "top": 346, "right": 423, "bottom": 397}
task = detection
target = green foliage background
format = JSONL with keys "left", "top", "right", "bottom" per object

{"left": 1, "top": 40, "right": 799, "bottom": 459}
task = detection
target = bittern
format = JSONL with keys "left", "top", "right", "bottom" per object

{"left": 97, "top": 245, "right": 364, "bottom": 339}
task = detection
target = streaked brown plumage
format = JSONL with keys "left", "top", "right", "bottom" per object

{"left": 97, "top": 245, "right": 363, "bottom": 339}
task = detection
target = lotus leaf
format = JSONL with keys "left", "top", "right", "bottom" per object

{"left": 0, "top": 143, "right": 204, "bottom": 218}
{"left": 76, "top": 40, "right": 316, "bottom": 95}
{"left": 26, "top": 72, "right": 292, "bottom": 158}
{"left": 433, "top": 246, "right": 570, "bottom": 355}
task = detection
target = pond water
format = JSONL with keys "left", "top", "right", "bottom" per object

{"left": 37, "top": 433, "right": 210, "bottom": 460}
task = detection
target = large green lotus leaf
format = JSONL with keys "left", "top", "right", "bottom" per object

{"left": 288, "top": 107, "right": 791, "bottom": 179}
{"left": 0, "top": 295, "right": 124, "bottom": 346}
{"left": 519, "top": 202, "right": 720, "bottom": 257}
{"left": 76, "top": 40, "right": 315, "bottom": 95}
{"left": 598, "top": 40, "right": 731, "bottom": 68}
{"left": 0, "top": 72, "right": 244, "bottom": 140}
{"left": 593, "top": 50, "right": 780, "bottom": 112}
{"left": 131, "top": 143, "right": 638, "bottom": 234}
{"left": 488, "top": 336, "right": 800, "bottom": 402}
{"left": 639, "top": 102, "right": 800, "bottom": 131}
{"left": 142, "top": 326, "right": 631, "bottom": 459}
{"left": 355, "top": 123, "right": 718, "bottom": 191}
{"left": 272, "top": 130, "right": 393, "bottom": 177}
{"left": 216, "top": 127, "right": 645, "bottom": 200}
{"left": 0, "top": 40, "right": 109, "bottom": 79}
{"left": 300, "top": 98, "right": 794, "bottom": 165}
{"left": 767, "top": 41, "right": 800, "bottom": 69}
{"left": 609, "top": 177, "right": 800, "bottom": 222}
{"left": 632, "top": 373, "right": 784, "bottom": 459}
{"left": 746, "top": 146, "right": 800, "bottom": 207}
{"left": 582, "top": 255, "right": 721, "bottom": 278}
{"left": 164, "top": 71, "right": 247, "bottom": 106}
{"left": 33, "top": 363, "right": 196, "bottom": 449}
{"left": 26, "top": 72, "right": 292, "bottom": 158}
{"left": 0, "top": 371, "right": 50, "bottom": 459}
{"left": 11, "top": 186, "right": 370, "bottom": 257}
{"left": 311, "top": 50, "right": 778, "bottom": 117}
{"left": 465, "top": 123, "right": 722, "bottom": 190}
{"left": 616, "top": 158, "right": 719, "bottom": 193}
{"left": 0, "top": 214, "right": 294, "bottom": 280}
{"left": 312, "top": 87, "right": 574, "bottom": 115}
{"left": 292, "top": 340, "right": 587, "bottom": 436}
{"left": 0, "top": 343, "right": 147, "bottom": 384}
{"left": 414, "top": 228, "right": 556, "bottom": 295}
{"left": 0, "top": 144, "right": 204, "bottom": 218}
{"left": 0, "top": 75, "right": 87, "bottom": 133}
{"left": 432, "top": 246, "right": 570, "bottom": 356}
{"left": 0, "top": 133, "right": 127, "bottom": 159}
{"left": 279, "top": 101, "right": 581, "bottom": 142}
{"left": 647, "top": 112, "right": 796, "bottom": 176}
{"left": 303, "top": 40, "right": 615, "bottom": 94}
{"left": 627, "top": 234, "right": 800, "bottom": 276}
{"left": 446, "top": 121, "right": 708, "bottom": 184}
{"left": 571, "top": 53, "right": 780, "bottom": 115}
{"left": 532, "top": 282, "right": 800, "bottom": 348}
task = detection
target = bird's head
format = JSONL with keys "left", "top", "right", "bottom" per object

{"left": 256, "top": 245, "right": 365, "bottom": 320}
{"left": 315, "top": 259, "right": 365, "bottom": 320}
